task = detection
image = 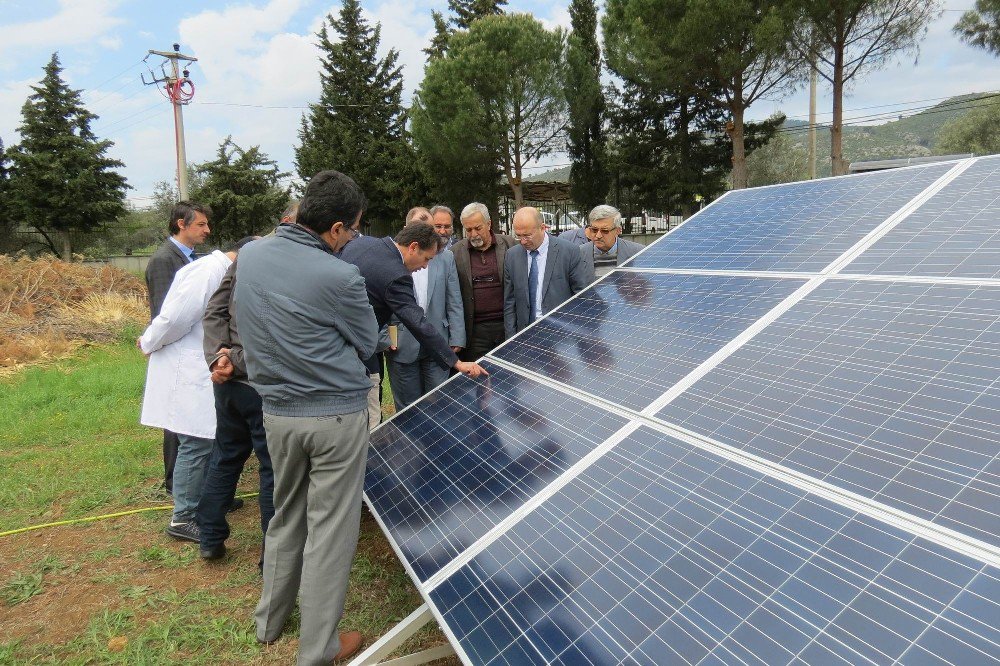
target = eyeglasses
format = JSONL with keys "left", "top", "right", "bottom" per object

{"left": 514, "top": 233, "right": 536, "bottom": 240}
{"left": 588, "top": 226, "right": 618, "bottom": 235}
{"left": 347, "top": 227, "right": 360, "bottom": 239}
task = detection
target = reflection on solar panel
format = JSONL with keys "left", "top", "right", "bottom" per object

{"left": 363, "top": 156, "right": 1000, "bottom": 665}
{"left": 492, "top": 273, "right": 806, "bottom": 411}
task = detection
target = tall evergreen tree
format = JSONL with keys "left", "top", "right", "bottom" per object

{"left": 425, "top": 11, "right": 452, "bottom": 60}
{"left": 7, "top": 53, "right": 129, "bottom": 260}
{"left": 413, "top": 14, "right": 567, "bottom": 209}
{"left": 566, "top": 0, "right": 610, "bottom": 213}
{"left": 605, "top": 0, "right": 802, "bottom": 189}
{"left": 448, "top": 0, "right": 507, "bottom": 29}
{"left": 190, "top": 137, "right": 291, "bottom": 243}
{"left": 295, "top": 0, "right": 424, "bottom": 231}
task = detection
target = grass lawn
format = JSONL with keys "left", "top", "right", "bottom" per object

{"left": 0, "top": 344, "right": 449, "bottom": 664}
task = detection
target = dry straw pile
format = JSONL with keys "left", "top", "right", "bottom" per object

{"left": 0, "top": 255, "right": 148, "bottom": 373}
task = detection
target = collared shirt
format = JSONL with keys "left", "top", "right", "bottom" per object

{"left": 528, "top": 233, "right": 550, "bottom": 320}
{"left": 169, "top": 236, "right": 196, "bottom": 262}
{"left": 412, "top": 265, "right": 430, "bottom": 311}
{"left": 597, "top": 240, "right": 619, "bottom": 256}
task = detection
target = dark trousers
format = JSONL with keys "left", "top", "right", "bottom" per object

{"left": 198, "top": 381, "right": 275, "bottom": 554}
{"left": 163, "top": 429, "right": 179, "bottom": 493}
{"left": 460, "top": 320, "right": 506, "bottom": 362}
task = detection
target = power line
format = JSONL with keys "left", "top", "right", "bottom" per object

{"left": 92, "top": 100, "right": 165, "bottom": 134}
{"left": 775, "top": 90, "right": 1000, "bottom": 121}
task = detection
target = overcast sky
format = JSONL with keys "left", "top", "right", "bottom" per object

{"left": 2, "top": 0, "right": 998, "bottom": 207}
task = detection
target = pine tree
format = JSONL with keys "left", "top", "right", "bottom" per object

{"left": 448, "top": 0, "right": 507, "bottom": 29}
{"left": 295, "top": 0, "right": 424, "bottom": 231}
{"left": 191, "top": 137, "right": 290, "bottom": 243}
{"left": 7, "top": 53, "right": 129, "bottom": 259}
{"left": 566, "top": 0, "right": 609, "bottom": 214}
{"left": 425, "top": 11, "right": 452, "bottom": 60}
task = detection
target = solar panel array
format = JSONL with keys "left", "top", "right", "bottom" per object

{"left": 364, "top": 155, "right": 1000, "bottom": 665}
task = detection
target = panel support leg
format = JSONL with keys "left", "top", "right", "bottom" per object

{"left": 348, "top": 603, "right": 456, "bottom": 666}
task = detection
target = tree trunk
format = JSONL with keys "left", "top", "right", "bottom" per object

{"left": 729, "top": 102, "right": 748, "bottom": 190}
{"left": 830, "top": 21, "right": 848, "bottom": 176}
{"left": 679, "top": 97, "right": 693, "bottom": 215}
{"left": 509, "top": 177, "right": 523, "bottom": 210}
{"left": 59, "top": 230, "right": 72, "bottom": 261}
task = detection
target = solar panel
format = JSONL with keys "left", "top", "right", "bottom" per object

{"left": 365, "top": 361, "right": 630, "bottom": 582}
{"left": 492, "top": 273, "right": 806, "bottom": 411}
{"left": 362, "top": 155, "right": 1000, "bottom": 665}
{"left": 624, "top": 162, "right": 953, "bottom": 272}
{"left": 844, "top": 155, "right": 1000, "bottom": 278}
{"left": 430, "top": 427, "right": 999, "bottom": 666}
{"left": 657, "top": 279, "right": 1000, "bottom": 548}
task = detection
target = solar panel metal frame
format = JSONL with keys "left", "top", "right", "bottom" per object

{"left": 360, "top": 156, "right": 1000, "bottom": 665}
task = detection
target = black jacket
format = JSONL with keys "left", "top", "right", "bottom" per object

{"left": 339, "top": 235, "right": 459, "bottom": 370}
{"left": 145, "top": 239, "right": 190, "bottom": 319}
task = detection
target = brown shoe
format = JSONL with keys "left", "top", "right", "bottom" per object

{"left": 334, "top": 630, "right": 363, "bottom": 661}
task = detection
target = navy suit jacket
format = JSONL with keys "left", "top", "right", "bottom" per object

{"left": 503, "top": 234, "right": 590, "bottom": 337}
{"left": 391, "top": 250, "right": 466, "bottom": 364}
{"left": 339, "top": 236, "right": 459, "bottom": 370}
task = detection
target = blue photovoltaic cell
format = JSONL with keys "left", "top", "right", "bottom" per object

{"left": 658, "top": 279, "right": 1000, "bottom": 548}
{"left": 430, "top": 427, "right": 999, "bottom": 666}
{"left": 364, "top": 361, "right": 629, "bottom": 582}
{"left": 491, "top": 273, "right": 806, "bottom": 411}
{"left": 845, "top": 155, "right": 1000, "bottom": 278}
{"left": 626, "top": 162, "right": 953, "bottom": 272}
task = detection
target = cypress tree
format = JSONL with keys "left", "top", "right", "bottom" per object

{"left": 295, "top": 0, "right": 424, "bottom": 232}
{"left": 7, "top": 53, "right": 129, "bottom": 259}
{"left": 566, "top": 0, "right": 610, "bottom": 213}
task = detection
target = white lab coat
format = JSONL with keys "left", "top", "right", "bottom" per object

{"left": 139, "top": 250, "right": 232, "bottom": 439}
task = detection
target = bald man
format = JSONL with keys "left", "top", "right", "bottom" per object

{"left": 503, "top": 206, "right": 590, "bottom": 337}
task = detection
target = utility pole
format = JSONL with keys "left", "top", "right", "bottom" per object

{"left": 142, "top": 44, "right": 198, "bottom": 200}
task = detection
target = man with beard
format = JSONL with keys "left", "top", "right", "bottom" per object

{"left": 450, "top": 202, "right": 517, "bottom": 361}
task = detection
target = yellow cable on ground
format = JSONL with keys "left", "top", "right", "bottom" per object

{"left": 0, "top": 493, "right": 260, "bottom": 538}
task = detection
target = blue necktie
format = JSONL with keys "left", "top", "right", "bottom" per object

{"left": 528, "top": 249, "right": 539, "bottom": 323}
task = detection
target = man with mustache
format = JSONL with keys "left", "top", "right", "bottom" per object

{"left": 450, "top": 202, "right": 517, "bottom": 361}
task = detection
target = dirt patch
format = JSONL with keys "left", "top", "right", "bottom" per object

{"left": 0, "top": 502, "right": 458, "bottom": 664}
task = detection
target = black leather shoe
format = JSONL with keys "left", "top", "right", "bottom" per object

{"left": 226, "top": 498, "right": 244, "bottom": 513}
{"left": 200, "top": 543, "right": 227, "bottom": 560}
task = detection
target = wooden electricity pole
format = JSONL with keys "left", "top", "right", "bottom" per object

{"left": 142, "top": 44, "right": 198, "bottom": 200}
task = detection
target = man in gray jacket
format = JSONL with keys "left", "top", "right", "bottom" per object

{"left": 579, "top": 204, "right": 646, "bottom": 279}
{"left": 235, "top": 170, "right": 377, "bottom": 665}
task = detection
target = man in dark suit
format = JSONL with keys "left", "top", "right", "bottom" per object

{"left": 385, "top": 216, "right": 466, "bottom": 411}
{"left": 452, "top": 202, "right": 517, "bottom": 361}
{"left": 144, "top": 201, "right": 211, "bottom": 495}
{"left": 579, "top": 204, "right": 646, "bottom": 279}
{"left": 339, "top": 223, "right": 488, "bottom": 382}
{"left": 504, "top": 206, "right": 590, "bottom": 337}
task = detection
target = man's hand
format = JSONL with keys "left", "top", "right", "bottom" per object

{"left": 210, "top": 350, "right": 234, "bottom": 384}
{"left": 136, "top": 336, "right": 150, "bottom": 358}
{"left": 454, "top": 360, "right": 489, "bottom": 378}
{"left": 450, "top": 346, "right": 463, "bottom": 353}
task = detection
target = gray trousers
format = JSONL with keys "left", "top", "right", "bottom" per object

{"left": 386, "top": 351, "right": 450, "bottom": 412}
{"left": 254, "top": 409, "right": 369, "bottom": 666}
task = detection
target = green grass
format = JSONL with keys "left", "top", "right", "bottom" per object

{"left": 0, "top": 344, "right": 161, "bottom": 532}
{"left": 0, "top": 344, "right": 439, "bottom": 665}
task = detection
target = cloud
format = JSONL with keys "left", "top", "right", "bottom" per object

{"left": 0, "top": 0, "right": 126, "bottom": 64}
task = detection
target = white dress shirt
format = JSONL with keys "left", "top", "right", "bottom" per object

{"left": 528, "top": 233, "right": 550, "bottom": 320}
{"left": 412, "top": 265, "right": 430, "bottom": 311}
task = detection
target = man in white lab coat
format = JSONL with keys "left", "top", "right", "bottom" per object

{"left": 138, "top": 237, "right": 256, "bottom": 542}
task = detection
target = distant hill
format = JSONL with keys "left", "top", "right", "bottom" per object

{"left": 785, "top": 93, "right": 990, "bottom": 176}
{"left": 523, "top": 94, "right": 990, "bottom": 183}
